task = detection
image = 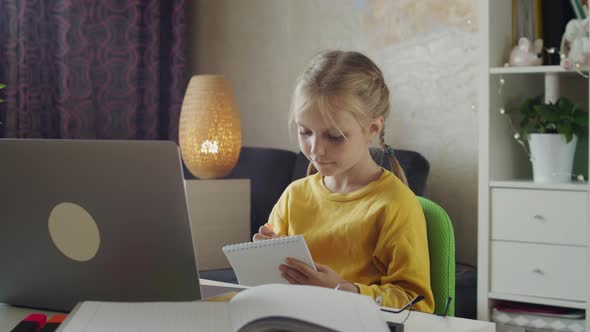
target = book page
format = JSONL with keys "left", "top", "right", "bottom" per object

{"left": 228, "top": 284, "right": 389, "bottom": 332}
{"left": 59, "top": 301, "right": 231, "bottom": 332}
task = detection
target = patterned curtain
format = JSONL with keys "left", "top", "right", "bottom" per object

{"left": 0, "top": 0, "right": 189, "bottom": 140}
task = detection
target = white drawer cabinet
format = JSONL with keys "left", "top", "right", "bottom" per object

{"left": 483, "top": 186, "right": 589, "bottom": 316}
{"left": 491, "top": 189, "right": 588, "bottom": 246}
{"left": 491, "top": 241, "right": 587, "bottom": 302}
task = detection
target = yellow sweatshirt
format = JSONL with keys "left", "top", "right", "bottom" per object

{"left": 267, "top": 170, "right": 434, "bottom": 313}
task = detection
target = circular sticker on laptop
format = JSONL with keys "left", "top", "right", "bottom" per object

{"left": 48, "top": 202, "right": 101, "bottom": 262}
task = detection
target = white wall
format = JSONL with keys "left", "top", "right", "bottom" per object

{"left": 191, "top": 0, "right": 480, "bottom": 266}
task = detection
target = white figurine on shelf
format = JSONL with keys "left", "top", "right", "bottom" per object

{"left": 560, "top": 17, "right": 590, "bottom": 69}
{"left": 509, "top": 37, "right": 543, "bottom": 67}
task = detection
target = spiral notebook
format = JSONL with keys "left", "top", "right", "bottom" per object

{"left": 222, "top": 235, "right": 316, "bottom": 286}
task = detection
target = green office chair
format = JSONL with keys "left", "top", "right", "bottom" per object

{"left": 418, "top": 197, "right": 455, "bottom": 316}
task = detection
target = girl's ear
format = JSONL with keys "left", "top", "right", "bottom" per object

{"left": 368, "top": 116, "right": 384, "bottom": 141}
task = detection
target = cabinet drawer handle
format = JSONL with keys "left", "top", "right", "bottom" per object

{"left": 532, "top": 268, "right": 544, "bottom": 275}
{"left": 533, "top": 215, "right": 545, "bottom": 221}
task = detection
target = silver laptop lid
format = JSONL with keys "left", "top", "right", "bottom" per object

{"left": 0, "top": 139, "right": 201, "bottom": 311}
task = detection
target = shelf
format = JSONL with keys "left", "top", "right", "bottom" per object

{"left": 489, "top": 180, "right": 589, "bottom": 192}
{"left": 489, "top": 65, "right": 589, "bottom": 75}
{"left": 488, "top": 292, "right": 587, "bottom": 310}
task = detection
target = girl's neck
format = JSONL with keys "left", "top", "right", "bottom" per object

{"left": 323, "top": 157, "right": 384, "bottom": 193}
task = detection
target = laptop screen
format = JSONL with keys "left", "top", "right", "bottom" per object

{"left": 0, "top": 139, "right": 201, "bottom": 311}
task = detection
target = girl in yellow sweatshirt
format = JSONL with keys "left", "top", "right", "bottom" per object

{"left": 253, "top": 50, "right": 434, "bottom": 313}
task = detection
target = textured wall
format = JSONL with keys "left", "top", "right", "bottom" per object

{"left": 191, "top": 0, "right": 479, "bottom": 266}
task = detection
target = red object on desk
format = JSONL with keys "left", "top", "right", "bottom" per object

{"left": 40, "top": 315, "right": 67, "bottom": 332}
{"left": 10, "top": 313, "right": 47, "bottom": 332}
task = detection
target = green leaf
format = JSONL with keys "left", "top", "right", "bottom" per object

{"left": 559, "top": 113, "right": 574, "bottom": 121}
{"left": 534, "top": 104, "right": 554, "bottom": 128}
{"left": 572, "top": 104, "right": 581, "bottom": 113}
{"left": 556, "top": 97, "right": 574, "bottom": 112}
{"left": 557, "top": 121, "right": 572, "bottom": 137}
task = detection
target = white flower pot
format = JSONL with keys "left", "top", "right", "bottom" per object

{"left": 528, "top": 133, "right": 578, "bottom": 183}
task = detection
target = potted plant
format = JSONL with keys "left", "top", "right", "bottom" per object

{"left": 511, "top": 95, "right": 588, "bottom": 183}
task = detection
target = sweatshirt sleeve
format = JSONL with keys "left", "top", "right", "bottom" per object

{"left": 356, "top": 197, "right": 435, "bottom": 313}
{"left": 266, "top": 187, "right": 290, "bottom": 237}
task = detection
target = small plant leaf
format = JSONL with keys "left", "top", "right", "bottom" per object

{"left": 557, "top": 97, "right": 574, "bottom": 112}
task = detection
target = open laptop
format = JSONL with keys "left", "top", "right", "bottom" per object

{"left": 0, "top": 139, "right": 206, "bottom": 311}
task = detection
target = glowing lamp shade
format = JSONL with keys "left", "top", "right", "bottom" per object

{"left": 179, "top": 75, "right": 242, "bottom": 179}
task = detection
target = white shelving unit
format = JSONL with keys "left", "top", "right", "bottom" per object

{"left": 490, "top": 65, "right": 590, "bottom": 75}
{"left": 489, "top": 180, "right": 588, "bottom": 191}
{"left": 478, "top": 0, "right": 590, "bottom": 329}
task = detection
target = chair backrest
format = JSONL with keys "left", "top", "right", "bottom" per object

{"left": 417, "top": 197, "right": 455, "bottom": 316}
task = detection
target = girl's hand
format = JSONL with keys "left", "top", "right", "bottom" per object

{"left": 252, "top": 223, "right": 277, "bottom": 241}
{"left": 279, "top": 258, "right": 358, "bottom": 292}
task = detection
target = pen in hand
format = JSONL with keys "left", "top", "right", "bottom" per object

{"left": 253, "top": 223, "right": 278, "bottom": 241}
{"left": 264, "top": 223, "right": 275, "bottom": 234}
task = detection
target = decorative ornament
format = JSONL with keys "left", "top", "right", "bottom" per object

{"left": 560, "top": 17, "right": 590, "bottom": 70}
{"left": 509, "top": 38, "right": 543, "bottom": 66}
{"left": 556, "top": 18, "right": 590, "bottom": 78}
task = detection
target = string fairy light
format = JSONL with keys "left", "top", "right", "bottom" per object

{"left": 497, "top": 76, "right": 531, "bottom": 157}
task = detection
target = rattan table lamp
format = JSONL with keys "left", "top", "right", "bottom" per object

{"left": 179, "top": 75, "right": 242, "bottom": 179}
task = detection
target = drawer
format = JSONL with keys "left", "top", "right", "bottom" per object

{"left": 491, "top": 188, "right": 588, "bottom": 246}
{"left": 491, "top": 241, "right": 587, "bottom": 302}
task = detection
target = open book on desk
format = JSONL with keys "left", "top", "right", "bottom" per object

{"left": 57, "top": 284, "right": 389, "bottom": 332}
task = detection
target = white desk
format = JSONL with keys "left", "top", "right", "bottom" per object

{"left": 1, "top": 279, "right": 495, "bottom": 332}
{"left": 383, "top": 309, "right": 495, "bottom": 332}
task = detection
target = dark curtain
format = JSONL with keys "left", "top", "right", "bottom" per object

{"left": 0, "top": 0, "right": 189, "bottom": 140}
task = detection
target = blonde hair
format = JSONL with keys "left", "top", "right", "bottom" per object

{"left": 290, "top": 50, "right": 408, "bottom": 185}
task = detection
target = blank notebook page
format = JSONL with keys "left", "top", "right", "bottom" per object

{"left": 222, "top": 235, "right": 316, "bottom": 286}
{"left": 59, "top": 301, "right": 231, "bottom": 332}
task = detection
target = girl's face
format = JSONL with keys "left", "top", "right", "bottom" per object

{"left": 295, "top": 107, "right": 379, "bottom": 177}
